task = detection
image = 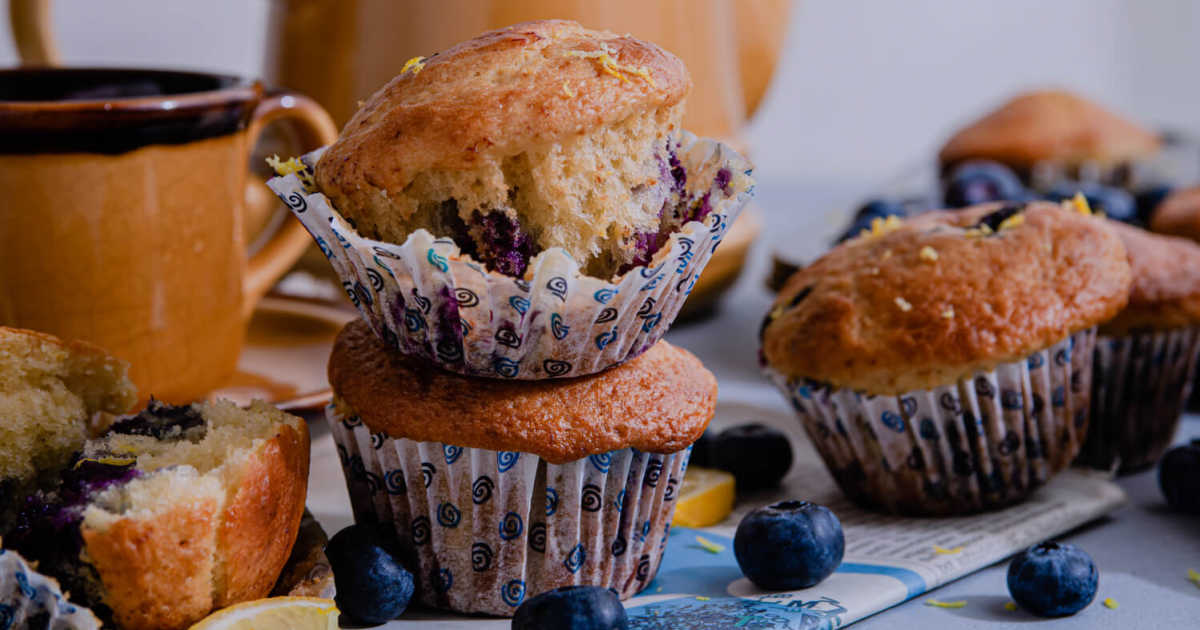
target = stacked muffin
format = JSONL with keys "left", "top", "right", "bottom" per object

{"left": 761, "top": 201, "right": 1132, "bottom": 515}
{"left": 268, "top": 21, "right": 751, "bottom": 615}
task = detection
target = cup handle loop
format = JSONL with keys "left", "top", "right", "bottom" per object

{"left": 9, "top": 0, "right": 59, "bottom": 65}
{"left": 241, "top": 91, "right": 338, "bottom": 319}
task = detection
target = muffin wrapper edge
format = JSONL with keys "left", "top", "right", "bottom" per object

{"left": 766, "top": 329, "right": 1096, "bottom": 516}
{"left": 327, "top": 403, "right": 688, "bottom": 616}
{"left": 268, "top": 132, "right": 753, "bottom": 379}
{"left": 0, "top": 547, "right": 102, "bottom": 629}
{"left": 1079, "top": 327, "right": 1200, "bottom": 473}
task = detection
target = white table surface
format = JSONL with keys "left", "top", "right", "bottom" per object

{"left": 304, "top": 175, "right": 1200, "bottom": 628}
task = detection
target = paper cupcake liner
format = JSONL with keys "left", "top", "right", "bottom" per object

{"left": 766, "top": 329, "right": 1096, "bottom": 516}
{"left": 327, "top": 403, "right": 688, "bottom": 616}
{"left": 0, "top": 547, "right": 101, "bottom": 629}
{"left": 268, "top": 132, "right": 753, "bottom": 380}
{"left": 1078, "top": 327, "right": 1200, "bottom": 473}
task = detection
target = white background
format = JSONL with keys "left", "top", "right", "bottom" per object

{"left": 2, "top": 0, "right": 1198, "bottom": 190}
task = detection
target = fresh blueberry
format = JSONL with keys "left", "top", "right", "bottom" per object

{"left": 943, "top": 161, "right": 1026, "bottom": 208}
{"left": 734, "top": 500, "right": 844, "bottom": 590}
{"left": 1134, "top": 184, "right": 1173, "bottom": 225}
{"left": 1045, "top": 181, "right": 1137, "bottom": 223}
{"left": 511, "top": 585, "right": 628, "bottom": 630}
{"left": 689, "top": 428, "right": 716, "bottom": 469}
{"left": 1007, "top": 542, "right": 1098, "bottom": 617}
{"left": 854, "top": 199, "right": 908, "bottom": 221}
{"left": 326, "top": 523, "right": 415, "bottom": 625}
{"left": 710, "top": 423, "right": 793, "bottom": 492}
{"left": 1159, "top": 439, "right": 1200, "bottom": 514}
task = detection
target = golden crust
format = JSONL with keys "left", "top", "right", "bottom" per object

{"left": 1100, "top": 221, "right": 1200, "bottom": 335}
{"left": 1150, "top": 186, "right": 1200, "bottom": 242}
{"left": 81, "top": 492, "right": 220, "bottom": 630}
{"left": 213, "top": 419, "right": 311, "bottom": 607}
{"left": 762, "top": 202, "right": 1132, "bottom": 394}
{"left": 315, "top": 19, "right": 690, "bottom": 214}
{"left": 329, "top": 320, "right": 715, "bottom": 463}
{"left": 938, "top": 90, "right": 1161, "bottom": 170}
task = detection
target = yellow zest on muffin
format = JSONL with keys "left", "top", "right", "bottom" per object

{"left": 919, "top": 245, "right": 939, "bottom": 262}
{"left": 266, "top": 155, "right": 314, "bottom": 191}
{"left": 566, "top": 42, "right": 658, "bottom": 87}
{"left": 401, "top": 55, "right": 426, "bottom": 75}
{"left": 859, "top": 215, "right": 904, "bottom": 240}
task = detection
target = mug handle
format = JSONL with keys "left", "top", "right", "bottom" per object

{"left": 241, "top": 92, "right": 339, "bottom": 319}
{"left": 9, "top": 0, "right": 59, "bottom": 65}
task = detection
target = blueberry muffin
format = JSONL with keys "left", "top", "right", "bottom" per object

{"left": 939, "top": 90, "right": 1161, "bottom": 182}
{"left": 761, "top": 201, "right": 1132, "bottom": 515}
{"left": 316, "top": 19, "right": 697, "bottom": 278}
{"left": 327, "top": 319, "right": 715, "bottom": 615}
{"left": 1149, "top": 186, "right": 1200, "bottom": 242}
{"left": 1080, "top": 221, "right": 1200, "bottom": 472}
{"left": 0, "top": 328, "right": 310, "bottom": 630}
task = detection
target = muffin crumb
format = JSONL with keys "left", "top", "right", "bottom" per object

{"left": 895, "top": 297, "right": 913, "bottom": 312}
{"left": 919, "top": 246, "right": 939, "bottom": 262}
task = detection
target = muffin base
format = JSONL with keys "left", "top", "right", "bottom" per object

{"left": 1079, "top": 327, "right": 1200, "bottom": 473}
{"left": 328, "top": 403, "right": 688, "bottom": 616}
{"left": 767, "top": 329, "right": 1096, "bottom": 516}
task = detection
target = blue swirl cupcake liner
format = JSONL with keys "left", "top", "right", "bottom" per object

{"left": 1079, "top": 327, "right": 1200, "bottom": 473}
{"left": 0, "top": 546, "right": 101, "bottom": 629}
{"left": 327, "top": 402, "right": 688, "bottom": 616}
{"left": 766, "top": 328, "right": 1096, "bottom": 516}
{"left": 267, "top": 132, "right": 753, "bottom": 380}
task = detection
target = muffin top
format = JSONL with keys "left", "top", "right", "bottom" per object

{"left": 329, "top": 320, "right": 715, "bottom": 463}
{"left": 1150, "top": 186, "right": 1200, "bottom": 242}
{"left": 316, "top": 19, "right": 689, "bottom": 210}
{"left": 761, "top": 201, "right": 1132, "bottom": 394}
{"left": 938, "top": 90, "right": 1161, "bottom": 170}
{"left": 1101, "top": 221, "right": 1200, "bottom": 335}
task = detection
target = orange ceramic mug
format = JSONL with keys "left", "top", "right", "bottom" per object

{"left": 0, "top": 68, "right": 337, "bottom": 403}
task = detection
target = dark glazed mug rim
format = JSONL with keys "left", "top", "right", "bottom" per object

{"left": 0, "top": 67, "right": 265, "bottom": 154}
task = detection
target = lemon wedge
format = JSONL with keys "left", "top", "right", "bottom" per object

{"left": 673, "top": 466, "right": 735, "bottom": 528}
{"left": 189, "top": 597, "right": 338, "bottom": 630}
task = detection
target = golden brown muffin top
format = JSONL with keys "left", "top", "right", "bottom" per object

{"left": 329, "top": 320, "right": 714, "bottom": 463}
{"left": 938, "top": 90, "right": 1161, "bottom": 170}
{"left": 1101, "top": 221, "right": 1200, "bottom": 335}
{"left": 316, "top": 19, "right": 690, "bottom": 209}
{"left": 761, "top": 202, "right": 1132, "bottom": 395}
{"left": 1150, "top": 186, "right": 1200, "bottom": 242}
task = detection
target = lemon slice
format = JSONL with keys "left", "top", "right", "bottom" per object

{"left": 189, "top": 597, "right": 339, "bottom": 630}
{"left": 673, "top": 466, "right": 736, "bottom": 528}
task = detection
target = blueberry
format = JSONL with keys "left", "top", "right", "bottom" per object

{"left": 1159, "top": 439, "right": 1200, "bottom": 513}
{"left": 326, "top": 524, "right": 414, "bottom": 625}
{"left": 1007, "top": 542, "right": 1098, "bottom": 617}
{"left": 689, "top": 428, "right": 716, "bottom": 469}
{"left": 943, "top": 161, "right": 1026, "bottom": 208}
{"left": 1134, "top": 184, "right": 1173, "bottom": 225}
{"left": 511, "top": 585, "right": 628, "bottom": 630}
{"left": 853, "top": 199, "right": 908, "bottom": 222}
{"left": 734, "top": 500, "right": 844, "bottom": 590}
{"left": 710, "top": 423, "right": 793, "bottom": 492}
{"left": 1045, "top": 182, "right": 1137, "bottom": 223}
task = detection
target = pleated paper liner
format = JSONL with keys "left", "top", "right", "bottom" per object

{"left": 327, "top": 401, "right": 689, "bottom": 616}
{"left": 1078, "top": 327, "right": 1200, "bottom": 473}
{"left": 267, "top": 131, "right": 753, "bottom": 380}
{"left": 0, "top": 546, "right": 102, "bottom": 629}
{"left": 766, "top": 329, "right": 1096, "bottom": 516}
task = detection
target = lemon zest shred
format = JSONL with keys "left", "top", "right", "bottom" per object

{"left": 266, "top": 155, "right": 315, "bottom": 190}
{"left": 1103, "top": 597, "right": 1118, "bottom": 609}
{"left": 74, "top": 456, "right": 136, "bottom": 469}
{"left": 566, "top": 44, "right": 656, "bottom": 87}
{"left": 895, "top": 297, "right": 913, "bottom": 312}
{"left": 859, "top": 215, "right": 904, "bottom": 240}
{"left": 696, "top": 596, "right": 711, "bottom": 601}
{"left": 401, "top": 56, "right": 426, "bottom": 75}
{"left": 925, "top": 599, "right": 966, "bottom": 609}
{"left": 695, "top": 536, "right": 724, "bottom": 554}
{"left": 1064, "top": 191, "right": 1092, "bottom": 215}
{"left": 1004, "top": 602, "right": 1018, "bottom": 612}
{"left": 933, "top": 545, "right": 963, "bottom": 555}
{"left": 997, "top": 214, "right": 1025, "bottom": 231}
{"left": 1188, "top": 568, "right": 1200, "bottom": 588}
{"left": 919, "top": 246, "right": 939, "bottom": 262}
{"left": 562, "top": 81, "right": 576, "bottom": 98}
